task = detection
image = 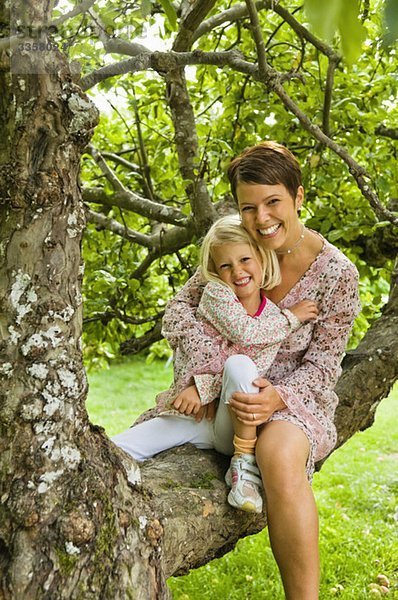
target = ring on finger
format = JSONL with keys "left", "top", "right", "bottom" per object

{"left": 252, "top": 412, "right": 256, "bottom": 421}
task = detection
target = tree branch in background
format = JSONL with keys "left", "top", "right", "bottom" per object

{"left": 120, "top": 321, "right": 163, "bottom": 354}
{"left": 84, "top": 309, "right": 164, "bottom": 326}
{"left": 322, "top": 57, "right": 340, "bottom": 136}
{"left": 86, "top": 207, "right": 195, "bottom": 252}
{"left": 81, "top": 46, "right": 397, "bottom": 227}
{"left": 167, "top": 0, "right": 219, "bottom": 232}
{"left": 130, "top": 250, "right": 159, "bottom": 281}
{"left": 88, "top": 145, "right": 127, "bottom": 192}
{"left": 244, "top": 0, "right": 268, "bottom": 78}
{"left": 52, "top": 0, "right": 97, "bottom": 27}
{"left": 86, "top": 208, "right": 154, "bottom": 247}
{"left": 82, "top": 184, "right": 189, "bottom": 227}
{"left": 272, "top": 3, "right": 339, "bottom": 60}
{"left": 174, "top": 0, "right": 218, "bottom": 51}
{"left": 100, "top": 152, "right": 140, "bottom": 173}
{"left": 79, "top": 50, "right": 258, "bottom": 92}
{"left": 376, "top": 124, "right": 398, "bottom": 140}
{"left": 258, "top": 76, "right": 398, "bottom": 226}
{"left": 130, "top": 91, "right": 155, "bottom": 201}
{"left": 193, "top": 1, "right": 339, "bottom": 61}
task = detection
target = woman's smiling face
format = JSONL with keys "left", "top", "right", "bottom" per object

{"left": 237, "top": 182, "right": 304, "bottom": 253}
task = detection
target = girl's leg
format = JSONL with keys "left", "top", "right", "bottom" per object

{"left": 214, "top": 354, "right": 259, "bottom": 453}
{"left": 111, "top": 415, "right": 214, "bottom": 461}
{"left": 256, "top": 421, "right": 319, "bottom": 600}
{"left": 214, "top": 355, "right": 263, "bottom": 513}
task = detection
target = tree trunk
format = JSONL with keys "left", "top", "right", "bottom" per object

{"left": 0, "top": 2, "right": 167, "bottom": 598}
{"left": 1, "top": 2, "right": 397, "bottom": 599}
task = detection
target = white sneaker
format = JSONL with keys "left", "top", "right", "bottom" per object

{"left": 227, "top": 454, "right": 263, "bottom": 514}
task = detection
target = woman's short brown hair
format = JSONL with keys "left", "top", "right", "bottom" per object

{"left": 227, "top": 141, "right": 302, "bottom": 202}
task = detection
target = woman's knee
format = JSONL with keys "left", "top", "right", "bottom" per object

{"left": 256, "top": 423, "right": 310, "bottom": 497}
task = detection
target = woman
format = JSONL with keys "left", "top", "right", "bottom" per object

{"left": 113, "top": 215, "right": 317, "bottom": 516}
{"left": 162, "top": 141, "right": 361, "bottom": 600}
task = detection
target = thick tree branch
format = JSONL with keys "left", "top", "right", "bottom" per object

{"left": 86, "top": 208, "right": 155, "bottom": 248}
{"left": 163, "top": 63, "right": 217, "bottom": 232}
{"left": 82, "top": 187, "right": 189, "bottom": 227}
{"left": 335, "top": 273, "right": 398, "bottom": 446}
{"left": 174, "top": 0, "right": 218, "bottom": 52}
{"left": 79, "top": 50, "right": 256, "bottom": 92}
{"left": 140, "top": 445, "right": 267, "bottom": 577}
{"left": 164, "top": 0, "right": 219, "bottom": 232}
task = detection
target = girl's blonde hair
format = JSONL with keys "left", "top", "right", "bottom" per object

{"left": 199, "top": 214, "right": 281, "bottom": 290}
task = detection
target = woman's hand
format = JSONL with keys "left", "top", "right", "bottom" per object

{"left": 229, "top": 378, "right": 286, "bottom": 426}
{"left": 172, "top": 385, "right": 217, "bottom": 422}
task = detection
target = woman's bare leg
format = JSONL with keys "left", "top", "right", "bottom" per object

{"left": 256, "top": 421, "right": 319, "bottom": 600}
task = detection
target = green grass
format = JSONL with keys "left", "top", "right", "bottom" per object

{"left": 86, "top": 356, "right": 173, "bottom": 437}
{"left": 87, "top": 361, "right": 398, "bottom": 599}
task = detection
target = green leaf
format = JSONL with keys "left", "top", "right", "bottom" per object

{"left": 305, "top": 0, "right": 366, "bottom": 63}
{"left": 304, "top": 0, "right": 343, "bottom": 41}
{"left": 383, "top": 0, "right": 398, "bottom": 45}
{"left": 158, "top": 0, "right": 178, "bottom": 30}
{"left": 141, "top": 0, "right": 152, "bottom": 19}
{"left": 338, "top": 0, "right": 367, "bottom": 64}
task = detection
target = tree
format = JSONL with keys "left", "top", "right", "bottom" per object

{"left": 0, "top": 0, "right": 397, "bottom": 597}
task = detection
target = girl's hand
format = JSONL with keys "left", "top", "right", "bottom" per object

{"left": 173, "top": 384, "right": 202, "bottom": 419}
{"left": 229, "top": 378, "right": 286, "bottom": 426}
{"left": 195, "top": 400, "right": 217, "bottom": 422}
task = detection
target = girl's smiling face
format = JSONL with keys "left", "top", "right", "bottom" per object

{"left": 211, "top": 242, "right": 263, "bottom": 306}
{"left": 237, "top": 182, "right": 304, "bottom": 253}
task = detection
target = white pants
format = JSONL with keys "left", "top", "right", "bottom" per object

{"left": 112, "top": 355, "right": 259, "bottom": 461}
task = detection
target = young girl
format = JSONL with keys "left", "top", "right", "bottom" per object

{"left": 112, "top": 215, "right": 317, "bottom": 513}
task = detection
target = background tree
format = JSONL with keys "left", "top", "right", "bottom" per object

{"left": 0, "top": 0, "right": 397, "bottom": 597}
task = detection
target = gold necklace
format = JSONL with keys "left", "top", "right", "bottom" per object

{"left": 275, "top": 225, "right": 306, "bottom": 255}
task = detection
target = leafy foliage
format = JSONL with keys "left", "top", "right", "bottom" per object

{"left": 50, "top": 0, "right": 397, "bottom": 367}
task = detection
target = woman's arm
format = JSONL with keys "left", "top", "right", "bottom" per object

{"left": 197, "top": 281, "right": 301, "bottom": 348}
{"left": 274, "top": 265, "right": 361, "bottom": 409}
